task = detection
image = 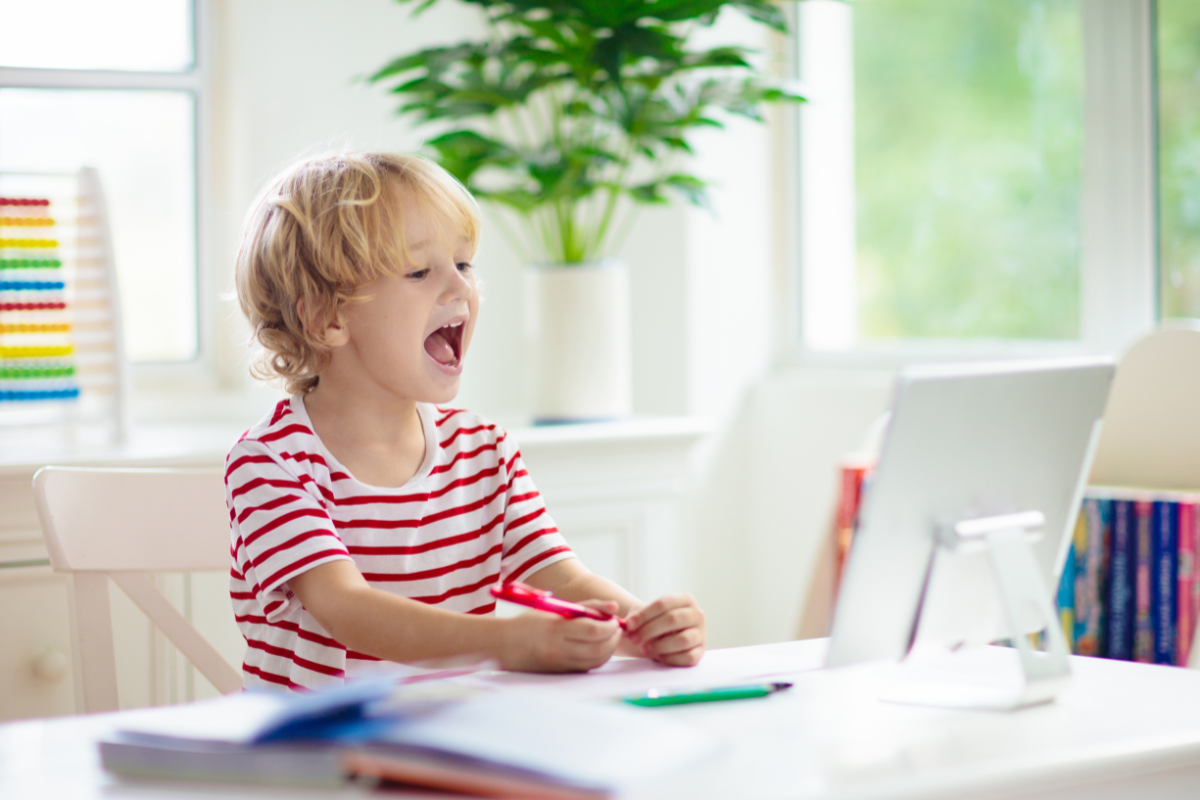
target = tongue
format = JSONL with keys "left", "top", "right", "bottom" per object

{"left": 424, "top": 329, "right": 457, "bottom": 365}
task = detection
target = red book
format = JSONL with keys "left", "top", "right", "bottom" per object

{"left": 1183, "top": 499, "right": 1200, "bottom": 666}
{"left": 833, "top": 459, "right": 872, "bottom": 593}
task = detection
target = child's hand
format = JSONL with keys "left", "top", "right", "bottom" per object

{"left": 624, "top": 594, "right": 706, "bottom": 667}
{"left": 498, "top": 609, "right": 622, "bottom": 673}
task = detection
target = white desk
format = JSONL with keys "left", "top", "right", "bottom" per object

{"left": 4, "top": 640, "right": 1200, "bottom": 799}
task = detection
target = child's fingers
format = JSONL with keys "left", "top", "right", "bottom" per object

{"left": 566, "top": 638, "right": 619, "bottom": 670}
{"left": 558, "top": 621, "right": 621, "bottom": 670}
{"left": 625, "top": 593, "right": 696, "bottom": 634}
{"left": 577, "top": 598, "right": 621, "bottom": 621}
{"left": 652, "top": 645, "right": 705, "bottom": 667}
{"left": 628, "top": 604, "right": 703, "bottom": 646}
{"left": 577, "top": 599, "right": 620, "bottom": 613}
{"left": 642, "top": 626, "right": 704, "bottom": 660}
{"left": 560, "top": 616, "right": 620, "bottom": 644}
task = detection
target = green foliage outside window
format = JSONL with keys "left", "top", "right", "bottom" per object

{"left": 854, "top": 0, "right": 1082, "bottom": 341}
{"left": 1158, "top": 0, "right": 1200, "bottom": 320}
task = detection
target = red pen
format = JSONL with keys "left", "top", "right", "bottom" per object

{"left": 489, "top": 581, "right": 627, "bottom": 629}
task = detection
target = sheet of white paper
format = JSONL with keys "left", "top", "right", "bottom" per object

{"left": 456, "top": 639, "right": 828, "bottom": 700}
{"left": 114, "top": 693, "right": 289, "bottom": 744}
{"left": 380, "top": 690, "right": 722, "bottom": 790}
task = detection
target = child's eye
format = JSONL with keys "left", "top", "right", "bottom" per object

{"left": 406, "top": 268, "right": 430, "bottom": 280}
{"left": 456, "top": 262, "right": 473, "bottom": 272}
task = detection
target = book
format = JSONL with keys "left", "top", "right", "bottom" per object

{"left": 1133, "top": 499, "right": 1155, "bottom": 663}
{"left": 1106, "top": 498, "right": 1135, "bottom": 661}
{"left": 833, "top": 459, "right": 872, "bottom": 592}
{"left": 1074, "top": 497, "right": 1108, "bottom": 656}
{"left": 1058, "top": 531, "right": 1076, "bottom": 652}
{"left": 1178, "top": 499, "right": 1196, "bottom": 666}
{"left": 1153, "top": 500, "right": 1178, "bottom": 666}
{"left": 100, "top": 676, "right": 719, "bottom": 798}
{"left": 1071, "top": 507, "right": 1089, "bottom": 653}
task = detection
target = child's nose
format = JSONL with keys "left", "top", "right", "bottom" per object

{"left": 439, "top": 266, "right": 475, "bottom": 301}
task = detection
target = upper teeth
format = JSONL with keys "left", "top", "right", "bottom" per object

{"left": 444, "top": 322, "right": 463, "bottom": 328}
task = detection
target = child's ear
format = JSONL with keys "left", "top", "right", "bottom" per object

{"left": 296, "top": 299, "right": 350, "bottom": 348}
{"left": 322, "top": 314, "right": 350, "bottom": 348}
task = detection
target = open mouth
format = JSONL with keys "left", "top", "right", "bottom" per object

{"left": 424, "top": 321, "right": 464, "bottom": 367}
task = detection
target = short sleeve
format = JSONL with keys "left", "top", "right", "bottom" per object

{"left": 227, "top": 438, "right": 353, "bottom": 623}
{"left": 496, "top": 434, "right": 576, "bottom": 582}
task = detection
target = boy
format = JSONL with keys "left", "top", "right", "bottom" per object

{"left": 228, "top": 152, "right": 705, "bottom": 689}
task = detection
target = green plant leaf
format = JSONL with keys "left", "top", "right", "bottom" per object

{"left": 639, "top": 0, "right": 730, "bottom": 24}
{"left": 679, "top": 46, "right": 753, "bottom": 71}
{"left": 728, "top": 1, "right": 789, "bottom": 33}
{"left": 373, "top": 0, "right": 805, "bottom": 261}
{"left": 661, "top": 173, "right": 709, "bottom": 207}
{"left": 629, "top": 173, "right": 709, "bottom": 207}
{"left": 425, "top": 129, "right": 520, "bottom": 183}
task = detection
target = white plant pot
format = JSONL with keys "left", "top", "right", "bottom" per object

{"left": 524, "top": 260, "right": 632, "bottom": 422}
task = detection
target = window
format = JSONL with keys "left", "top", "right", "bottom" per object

{"left": 795, "top": 0, "right": 1160, "bottom": 358}
{"left": 1158, "top": 0, "right": 1200, "bottom": 319}
{"left": 854, "top": 0, "right": 1083, "bottom": 342}
{"left": 0, "top": 0, "right": 200, "bottom": 363}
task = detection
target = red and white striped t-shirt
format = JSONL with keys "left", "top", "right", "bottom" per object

{"left": 226, "top": 396, "right": 575, "bottom": 691}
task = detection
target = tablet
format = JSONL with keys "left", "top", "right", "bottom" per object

{"left": 826, "top": 357, "right": 1114, "bottom": 668}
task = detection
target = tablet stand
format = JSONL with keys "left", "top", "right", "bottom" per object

{"left": 880, "top": 510, "right": 1072, "bottom": 711}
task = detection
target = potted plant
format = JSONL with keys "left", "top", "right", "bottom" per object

{"left": 370, "top": 0, "right": 804, "bottom": 421}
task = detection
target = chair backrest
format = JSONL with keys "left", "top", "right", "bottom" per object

{"left": 1090, "top": 322, "right": 1200, "bottom": 489}
{"left": 33, "top": 466, "right": 241, "bottom": 713}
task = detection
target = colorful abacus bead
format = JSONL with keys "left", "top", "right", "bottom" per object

{"left": 0, "top": 218, "right": 55, "bottom": 227}
{"left": 0, "top": 259, "right": 63, "bottom": 269}
{"left": 0, "top": 281, "right": 66, "bottom": 291}
{"left": 0, "top": 387, "right": 81, "bottom": 402}
{"left": 0, "top": 198, "right": 51, "bottom": 207}
{"left": 0, "top": 239, "right": 58, "bottom": 249}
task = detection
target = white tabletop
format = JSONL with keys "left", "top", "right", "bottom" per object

{"left": 4, "top": 640, "right": 1200, "bottom": 799}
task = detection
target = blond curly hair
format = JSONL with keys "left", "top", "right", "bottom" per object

{"left": 235, "top": 152, "right": 480, "bottom": 394}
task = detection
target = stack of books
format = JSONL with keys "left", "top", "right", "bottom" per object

{"left": 99, "top": 673, "right": 719, "bottom": 798}
{"left": 1056, "top": 489, "right": 1200, "bottom": 667}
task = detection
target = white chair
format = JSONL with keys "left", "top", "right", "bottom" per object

{"left": 33, "top": 467, "right": 241, "bottom": 713}
{"left": 1090, "top": 321, "right": 1200, "bottom": 489}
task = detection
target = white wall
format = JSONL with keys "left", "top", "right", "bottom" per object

{"left": 208, "top": 0, "right": 693, "bottom": 420}
{"left": 204, "top": 0, "right": 893, "bottom": 649}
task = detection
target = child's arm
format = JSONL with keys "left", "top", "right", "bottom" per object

{"left": 286, "top": 561, "right": 621, "bottom": 673}
{"left": 524, "top": 559, "right": 707, "bottom": 667}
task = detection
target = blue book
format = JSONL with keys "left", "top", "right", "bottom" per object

{"left": 1153, "top": 500, "right": 1179, "bottom": 665}
{"left": 1133, "top": 500, "right": 1155, "bottom": 662}
{"left": 1096, "top": 497, "right": 1112, "bottom": 656}
{"left": 1106, "top": 499, "right": 1135, "bottom": 660}
{"left": 1057, "top": 528, "right": 1076, "bottom": 651}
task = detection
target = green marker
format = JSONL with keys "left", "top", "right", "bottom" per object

{"left": 623, "top": 681, "right": 793, "bottom": 707}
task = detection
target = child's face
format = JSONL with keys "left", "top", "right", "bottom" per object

{"left": 335, "top": 196, "right": 479, "bottom": 405}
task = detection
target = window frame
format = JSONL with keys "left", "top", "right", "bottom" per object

{"left": 780, "top": 0, "right": 1159, "bottom": 369}
{"left": 0, "top": 0, "right": 212, "bottom": 379}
